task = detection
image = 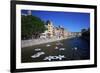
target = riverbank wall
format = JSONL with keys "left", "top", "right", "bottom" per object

{"left": 21, "top": 37, "right": 67, "bottom": 48}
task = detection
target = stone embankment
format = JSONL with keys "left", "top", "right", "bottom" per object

{"left": 21, "top": 37, "right": 67, "bottom": 48}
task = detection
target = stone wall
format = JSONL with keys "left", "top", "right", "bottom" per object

{"left": 21, "top": 37, "right": 67, "bottom": 48}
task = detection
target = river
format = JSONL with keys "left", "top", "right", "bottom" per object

{"left": 21, "top": 37, "right": 90, "bottom": 63}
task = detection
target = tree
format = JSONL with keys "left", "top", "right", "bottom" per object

{"left": 21, "top": 15, "right": 47, "bottom": 40}
{"left": 81, "top": 28, "right": 90, "bottom": 41}
{"left": 81, "top": 29, "right": 87, "bottom": 33}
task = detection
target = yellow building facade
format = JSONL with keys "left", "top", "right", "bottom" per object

{"left": 46, "top": 20, "right": 54, "bottom": 38}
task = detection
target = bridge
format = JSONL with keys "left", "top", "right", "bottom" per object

{"left": 67, "top": 32, "right": 82, "bottom": 38}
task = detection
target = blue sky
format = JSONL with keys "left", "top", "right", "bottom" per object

{"left": 21, "top": 10, "right": 90, "bottom": 32}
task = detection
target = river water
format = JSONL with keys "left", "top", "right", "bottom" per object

{"left": 21, "top": 37, "right": 90, "bottom": 63}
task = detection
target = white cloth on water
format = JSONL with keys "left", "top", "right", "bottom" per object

{"left": 43, "top": 55, "right": 65, "bottom": 61}
{"left": 31, "top": 52, "right": 45, "bottom": 58}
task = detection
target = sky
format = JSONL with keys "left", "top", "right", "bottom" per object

{"left": 21, "top": 10, "right": 90, "bottom": 32}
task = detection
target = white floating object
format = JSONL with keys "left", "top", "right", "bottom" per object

{"left": 59, "top": 48, "right": 65, "bottom": 51}
{"left": 51, "top": 56, "right": 59, "bottom": 59}
{"left": 43, "top": 55, "right": 65, "bottom": 61}
{"left": 58, "top": 55, "right": 65, "bottom": 60}
{"left": 55, "top": 46, "right": 59, "bottom": 49}
{"left": 74, "top": 47, "right": 78, "bottom": 50}
{"left": 31, "top": 52, "right": 45, "bottom": 58}
{"left": 34, "top": 48, "right": 41, "bottom": 51}
{"left": 43, "top": 56, "right": 52, "bottom": 61}
{"left": 46, "top": 44, "right": 51, "bottom": 47}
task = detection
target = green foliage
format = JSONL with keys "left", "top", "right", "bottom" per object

{"left": 21, "top": 15, "right": 46, "bottom": 39}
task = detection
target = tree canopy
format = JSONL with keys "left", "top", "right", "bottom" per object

{"left": 81, "top": 28, "right": 90, "bottom": 41}
{"left": 21, "top": 15, "right": 47, "bottom": 39}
